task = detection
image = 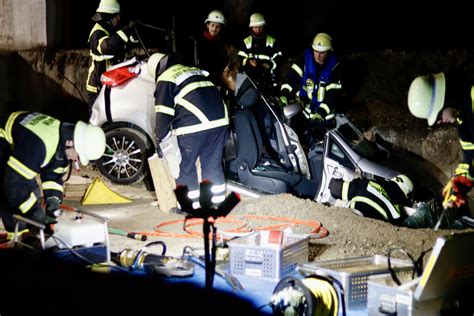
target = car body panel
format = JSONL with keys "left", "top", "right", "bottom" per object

{"left": 89, "top": 59, "right": 157, "bottom": 146}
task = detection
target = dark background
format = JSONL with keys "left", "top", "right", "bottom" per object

{"left": 46, "top": 0, "right": 474, "bottom": 56}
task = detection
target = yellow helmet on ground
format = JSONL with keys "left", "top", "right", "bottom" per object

{"left": 407, "top": 72, "right": 446, "bottom": 126}
{"left": 147, "top": 53, "right": 167, "bottom": 79}
{"left": 74, "top": 121, "right": 106, "bottom": 166}
{"left": 96, "top": 0, "right": 120, "bottom": 14}
{"left": 391, "top": 174, "right": 414, "bottom": 198}
{"left": 249, "top": 13, "right": 266, "bottom": 27}
{"left": 205, "top": 10, "right": 226, "bottom": 25}
{"left": 312, "top": 33, "right": 332, "bottom": 52}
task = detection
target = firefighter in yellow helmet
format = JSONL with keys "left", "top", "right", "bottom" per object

{"left": 279, "top": 32, "right": 344, "bottom": 149}
{"left": 237, "top": 13, "right": 283, "bottom": 93}
{"left": 86, "top": 0, "right": 140, "bottom": 112}
{"left": 0, "top": 112, "right": 105, "bottom": 236}
{"left": 408, "top": 72, "right": 474, "bottom": 224}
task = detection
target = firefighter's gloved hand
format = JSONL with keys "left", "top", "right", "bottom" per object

{"left": 442, "top": 175, "right": 474, "bottom": 208}
{"left": 156, "top": 145, "right": 164, "bottom": 159}
{"left": 310, "top": 113, "right": 324, "bottom": 122}
{"left": 127, "top": 19, "right": 142, "bottom": 29}
{"left": 279, "top": 96, "right": 288, "bottom": 106}
{"left": 122, "top": 19, "right": 141, "bottom": 35}
{"left": 45, "top": 196, "right": 62, "bottom": 218}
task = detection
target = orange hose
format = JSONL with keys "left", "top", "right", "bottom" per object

{"left": 60, "top": 204, "right": 329, "bottom": 239}
{"left": 146, "top": 215, "right": 329, "bottom": 239}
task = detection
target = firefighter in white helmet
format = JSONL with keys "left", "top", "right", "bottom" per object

{"left": 237, "top": 13, "right": 282, "bottom": 93}
{"left": 329, "top": 175, "right": 414, "bottom": 226}
{"left": 408, "top": 71, "right": 474, "bottom": 223}
{"left": 147, "top": 53, "right": 229, "bottom": 213}
{"left": 0, "top": 112, "right": 105, "bottom": 236}
{"left": 279, "top": 32, "right": 343, "bottom": 149}
{"left": 86, "top": 0, "right": 140, "bottom": 112}
{"left": 191, "top": 9, "right": 231, "bottom": 85}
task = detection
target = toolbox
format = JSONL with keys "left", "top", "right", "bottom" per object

{"left": 298, "top": 255, "right": 414, "bottom": 311}
{"left": 228, "top": 231, "right": 309, "bottom": 280}
{"left": 367, "top": 232, "right": 474, "bottom": 315}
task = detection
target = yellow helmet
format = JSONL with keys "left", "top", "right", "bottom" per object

{"left": 147, "top": 53, "right": 167, "bottom": 79}
{"left": 391, "top": 174, "right": 414, "bottom": 198}
{"left": 96, "top": 0, "right": 120, "bottom": 14}
{"left": 249, "top": 13, "right": 266, "bottom": 27}
{"left": 74, "top": 121, "right": 106, "bottom": 166}
{"left": 407, "top": 72, "right": 446, "bottom": 126}
{"left": 205, "top": 10, "right": 226, "bottom": 25}
{"left": 312, "top": 33, "right": 332, "bottom": 52}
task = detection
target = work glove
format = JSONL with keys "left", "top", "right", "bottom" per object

{"left": 279, "top": 96, "right": 288, "bottom": 106}
{"left": 309, "top": 112, "right": 324, "bottom": 122}
{"left": 127, "top": 19, "right": 142, "bottom": 29}
{"left": 122, "top": 19, "right": 141, "bottom": 35}
{"left": 442, "top": 175, "right": 474, "bottom": 208}
{"left": 156, "top": 145, "right": 164, "bottom": 159}
{"left": 45, "top": 196, "right": 62, "bottom": 219}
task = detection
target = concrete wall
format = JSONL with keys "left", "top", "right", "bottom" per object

{"left": 0, "top": 0, "right": 47, "bottom": 51}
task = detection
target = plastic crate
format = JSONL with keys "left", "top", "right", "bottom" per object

{"left": 228, "top": 231, "right": 309, "bottom": 280}
{"left": 298, "top": 255, "right": 414, "bottom": 310}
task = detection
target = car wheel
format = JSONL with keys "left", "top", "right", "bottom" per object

{"left": 96, "top": 128, "right": 152, "bottom": 185}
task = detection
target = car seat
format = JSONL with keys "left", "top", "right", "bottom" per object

{"left": 228, "top": 109, "right": 317, "bottom": 198}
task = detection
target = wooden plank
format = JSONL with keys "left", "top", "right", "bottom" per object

{"left": 148, "top": 153, "right": 177, "bottom": 213}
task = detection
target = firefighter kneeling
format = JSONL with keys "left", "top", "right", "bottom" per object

{"left": 0, "top": 112, "right": 105, "bottom": 237}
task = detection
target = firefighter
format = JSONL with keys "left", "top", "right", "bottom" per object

{"left": 237, "top": 13, "right": 283, "bottom": 93}
{"left": 147, "top": 53, "right": 229, "bottom": 212}
{"left": 86, "top": 0, "right": 139, "bottom": 111}
{"left": 329, "top": 175, "right": 414, "bottom": 226}
{"left": 279, "top": 32, "right": 343, "bottom": 148}
{"left": 408, "top": 72, "right": 474, "bottom": 224}
{"left": 193, "top": 10, "right": 231, "bottom": 86}
{"left": 0, "top": 112, "right": 106, "bottom": 236}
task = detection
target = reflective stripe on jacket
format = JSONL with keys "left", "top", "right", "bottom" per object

{"left": 86, "top": 22, "right": 130, "bottom": 93}
{"left": 0, "top": 112, "right": 68, "bottom": 215}
{"left": 154, "top": 64, "right": 229, "bottom": 140}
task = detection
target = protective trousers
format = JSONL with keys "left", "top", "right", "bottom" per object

{"left": 176, "top": 127, "right": 228, "bottom": 208}
{"left": 0, "top": 140, "right": 43, "bottom": 233}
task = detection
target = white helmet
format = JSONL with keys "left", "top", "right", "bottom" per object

{"left": 74, "top": 121, "right": 106, "bottom": 166}
{"left": 249, "top": 13, "right": 266, "bottom": 27}
{"left": 147, "top": 53, "right": 167, "bottom": 79}
{"left": 407, "top": 72, "right": 446, "bottom": 126}
{"left": 312, "top": 33, "right": 333, "bottom": 52}
{"left": 391, "top": 174, "right": 414, "bottom": 198}
{"left": 205, "top": 10, "right": 226, "bottom": 25}
{"left": 96, "top": 0, "right": 120, "bottom": 14}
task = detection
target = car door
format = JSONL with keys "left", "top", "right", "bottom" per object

{"left": 316, "top": 132, "right": 361, "bottom": 204}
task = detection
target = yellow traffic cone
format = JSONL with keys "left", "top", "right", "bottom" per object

{"left": 81, "top": 177, "right": 132, "bottom": 205}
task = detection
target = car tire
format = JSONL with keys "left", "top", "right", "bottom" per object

{"left": 96, "top": 127, "right": 152, "bottom": 185}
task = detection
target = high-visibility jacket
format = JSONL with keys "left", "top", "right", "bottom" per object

{"left": 0, "top": 112, "right": 69, "bottom": 216}
{"left": 154, "top": 64, "right": 229, "bottom": 141}
{"left": 443, "top": 73, "right": 474, "bottom": 179}
{"left": 237, "top": 34, "right": 282, "bottom": 89}
{"left": 280, "top": 49, "right": 343, "bottom": 121}
{"left": 238, "top": 34, "right": 282, "bottom": 73}
{"left": 330, "top": 178, "right": 407, "bottom": 225}
{"left": 86, "top": 22, "right": 132, "bottom": 94}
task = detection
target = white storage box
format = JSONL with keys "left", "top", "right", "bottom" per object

{"left": 228, "top": 231, "right": 309, "bottom": 280}
{"left": 52, "top": 216, "right": 107, "bottom": 249}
